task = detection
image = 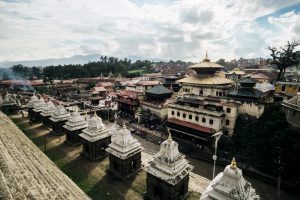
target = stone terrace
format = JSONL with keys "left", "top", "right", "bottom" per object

{"left": 0, "top": 112, "right": 90, "bottom": 200}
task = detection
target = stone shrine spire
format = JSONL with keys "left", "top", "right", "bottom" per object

{"left": 79, "top": 113, "right": 111, "bottom": 142}
{"left": 41, "top": 101, "right": 56, "bottom": 117}
{"left": 27, "top": 93, "right": 39, "bottom": 108}
{"left": 200, "top": 157, "right": 260, "bottom": 200}
{"left": 50, "top": 104, "right": 71, "bottom": 122}
{"left": 106, "top": 123, "right": 143, "bottom": 159}
{"left": 64, "top": 109, "right": 88, "bottom": 132}
{"left": 146, "top": 132, "right": 193, "bottom": 185}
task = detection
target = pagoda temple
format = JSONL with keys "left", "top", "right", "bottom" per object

{"left": 200, "top": 158, "right": 260, "bottom": 200}
{"left": 41, "top": 100, "right": 56, "bottom": 128}
{"left": 106, "top": 123, "right": 143, "bottom": 179}
{"left": 49, "top": 105, "right": 71, "bottom": 136}
{"left": 228, "top": 77, "right": 266, "bottom": 118}
{"left": 31, "top": 97, "right": 46, "bottom": 122}
{"left": 0, "top": 93, "right": 18, "bottom": 115}
{"left": 145, "top": 133, "right": 193, "bottom": 200}
{"left": 167, "top": 53, "right": 238, "bottom": 142}
{"left": 63, "top": 110, "right": 88, "bottom": 146}
{"left": 79, "top": 113, "right": 111, "bottom": 161}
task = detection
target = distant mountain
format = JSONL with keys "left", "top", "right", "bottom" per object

{"left": 0, "top": 54, "right": 102, "bottom": 68}
{"left": 0, "top": 54, "right": 164, "bottom": 68}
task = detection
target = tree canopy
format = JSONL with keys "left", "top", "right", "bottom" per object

{"left": 268, "top": 41, "right": 300, "bottom": 81}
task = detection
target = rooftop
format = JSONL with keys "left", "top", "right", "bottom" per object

{"left": 145, "top": 85, "right": 173, "bottom": 95}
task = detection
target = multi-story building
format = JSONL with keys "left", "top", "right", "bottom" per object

{"left": 275, "top": 81, "right": 300, "bottom": 101}
{"left": 167, "top": 54, "right": 235, "bottom": 144}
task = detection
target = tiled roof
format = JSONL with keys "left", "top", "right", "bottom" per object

{"left": 136, "top": 80, "right": 160, "bottom": 86}
{"left": 167, "top": 118, "right": 215, "bottom": 134}
{"left": 228, "top": 87, "right": 265, "bottom": 98}
{"left": 146, "top": 85, "right": 172, "bottom": 95}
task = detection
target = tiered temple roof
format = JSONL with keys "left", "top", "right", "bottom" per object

{"left": 79, "top": 114, "right": 111, "bottom": 142}
{"left": 27, "top": 94, "right": 39, "bottom": 108}
{"left": 200, "top": 158, "right": 260, "bottom": 200}
{"left": 0, "top": 112, "right": 90, "bottom": 200}
{"left": 49, "top": 105, "right": 71, "bottom": 122}
{"left": 145, "top": 133, "right": 193, "bottom": 185}
{"left": 63, "top": 110, "right": 88, "bottom": 131}
{"left": 40, "top": 101, "right": 56, "bottom": 117}
{"left": 178, "top": 53, "right": 232, "bottom": 86}
{"left": 106, "top": 123, "right": 143, "bottom": 159}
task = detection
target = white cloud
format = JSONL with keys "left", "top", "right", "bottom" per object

{"left": 0, "top": 0, "right": 299, "bottom": 62}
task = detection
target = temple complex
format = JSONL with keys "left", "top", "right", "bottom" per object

{"left": 49, "top": 105, "right": 71, "bottom": 135}
{"left": 0, "top": 92, "right": 18, "bottom": 115}
{"left": 106, "top": 123, "right": 143, "bottom": 179}
{"left": 79, "top": 113, "right": 111, "bottom": 160}
{"left": 41, "top": 100, "right": 56, "bottom": 128}
{"left": 145, "top": 133, "right": 193, "bottom": 200}
{"left": 63, "top": 110, "right": 88, "bottom": 145}
{"left": 31, "top": 97, "right": 46, "bottom": 122}
{"left": 167, "top": 53, "right": 236, "bottom": 144}
{"left": 200, "top": 158, "right": 260, "bottom": 200}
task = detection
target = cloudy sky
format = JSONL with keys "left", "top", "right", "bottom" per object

{"left": 0, "top": 0, "right": 299, "bottom": 62}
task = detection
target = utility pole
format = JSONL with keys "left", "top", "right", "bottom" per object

{"left": 277, "top": 147, "right": 282, "bottom": 200}
{"left": 212, "top": 131, "right": 223, "bottom": 179}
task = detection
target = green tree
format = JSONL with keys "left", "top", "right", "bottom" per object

{"left": 268, "top": 41, "right": 300, "bottom": 81}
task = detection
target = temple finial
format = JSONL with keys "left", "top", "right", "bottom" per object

{"left": 167, "top": 130, "right": 172, "bottom": 141}
{"left": 230, "top": 157, "right": 237, "bottom": 169}
{"left": 94, "top": 112, "right": 97, "bottom": 117}
{"left": 203, "top": 51, "right": 210, "bottom": 62}
{"left": 122, "top": 122, "right": 126, "bottom": 129}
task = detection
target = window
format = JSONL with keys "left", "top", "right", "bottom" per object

{"left": 281, "top": 85, "right": 286, "bottom": 92}
{"left": 226, "top": 108, "right": 231, "bottom": 113}
{"left": 177, "top": 112, "right": 180, "bottom": 117}
{"left": 219, "top": 92, "right": 223, "bottom": 96}
{"left": 195, "top": 116, "right": 199, "bottom": 121}
{"left": 199, "top": 90, "right": 203, "bottom": 96}
{"left": 171, "top": 111, "right": 174, "bottom": 115}
{"left": 298, "top": 87, "right": 300, "bottom": 92}
{"left": 209, "top": 119, "right": 213, "bottom": 125}
{"left": 226, "top": 119, "right": 230, "bottom": 125}
{"left": 202, "top": 118, "right": 206, "bottom": 123}
{"left": 183, "top": 113, "right": 186, "bottom": 118}
{"left": 189, "top": 114, "right": 192, "bottom": 120}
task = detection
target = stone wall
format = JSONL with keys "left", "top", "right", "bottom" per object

{"left": 0, "top": 112, "right": 90, "bottom": 200}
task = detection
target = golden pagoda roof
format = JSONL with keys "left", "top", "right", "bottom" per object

{"left": 189, "top": 52, "right": 223, "bottom": 70}
{"left": 178, "top": 74, "right": 233, "bottom": 85}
